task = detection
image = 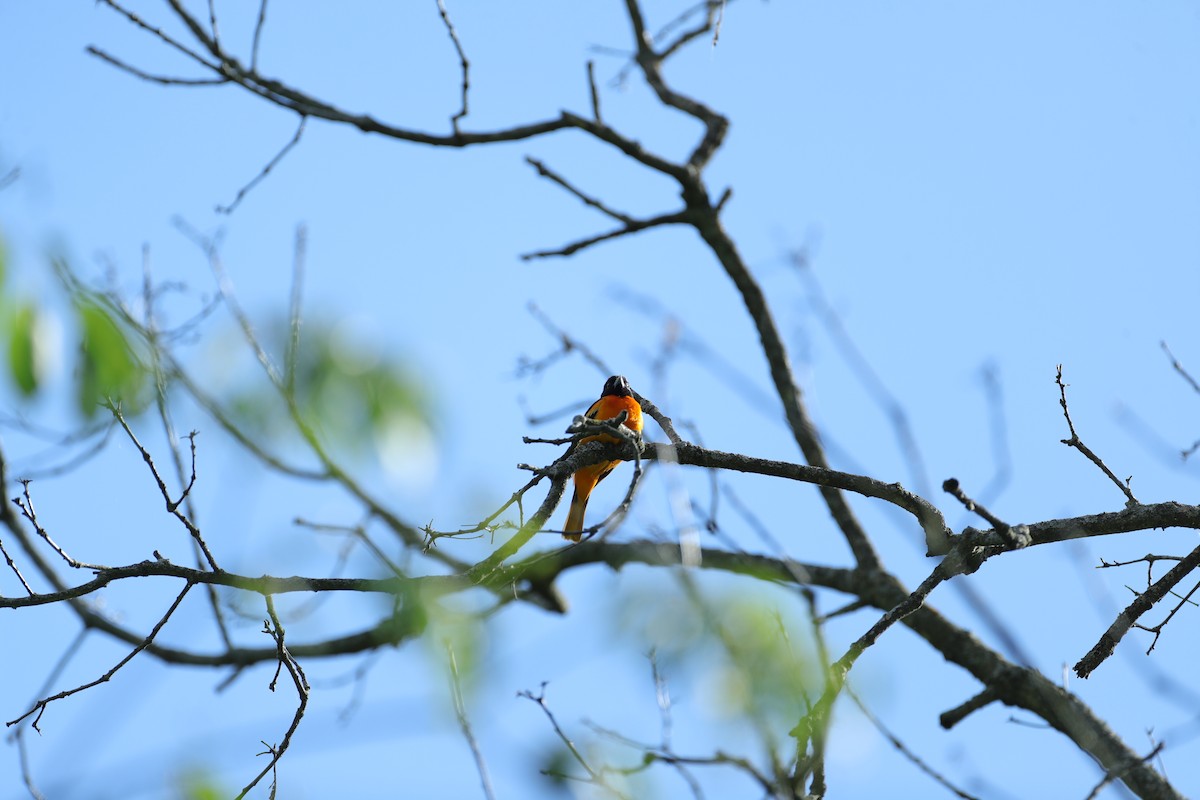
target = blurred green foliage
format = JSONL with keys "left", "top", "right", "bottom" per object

{"left": 74, "top": 297, "right": 146, "bottom": 417}
{"left": 0, "top": 228, "right": 431, "bottom": 463}
{"left": 423, "top": 590, "right": 485, "bottom": 694}
{"left": 0, "top": 242, "right": 149, "bottom": 417}
{"left": 7, "top": 300, "right": 40, "bottom": 396}
{"left": 223, "top": 315, "right": 432, "bottom": 460}
{"left": 616, "top": 578, "right": 816, "bottom": 732}
{"left": 174, "top": 768, "right": 227, "bottom": 800}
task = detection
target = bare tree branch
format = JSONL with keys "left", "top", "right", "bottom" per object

{"left": 1074, "top": 543, "right": 1200, "bottom": 678}
{"left": 959, "top": 501, "right": 1200, "bottom": 552}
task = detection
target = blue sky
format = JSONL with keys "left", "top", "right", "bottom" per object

{"left": 2, "top": 2, "right": 1200, "bottom": 798}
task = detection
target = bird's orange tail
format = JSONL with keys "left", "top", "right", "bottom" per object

{"left": 563, "top": 487, "right": 588, "bottom": 541}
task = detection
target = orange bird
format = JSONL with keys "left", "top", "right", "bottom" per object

{"left": 563, "top": 375, "right": 644, "bottom": 541}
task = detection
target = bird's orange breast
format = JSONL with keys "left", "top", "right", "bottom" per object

{"left": 585, "top": 394, "right": 643, "bottom": 443}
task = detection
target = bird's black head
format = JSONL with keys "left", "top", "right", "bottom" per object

{"left": 602, "top": 375, "right": 632, "bottom": 397}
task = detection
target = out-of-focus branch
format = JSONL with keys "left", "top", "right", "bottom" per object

{"left": 846, "top": 684, "right": 983, "bottom": 800}
{"left": 446, "top": 642, "right": 497, "bottom": 800}
{"left": 1161, "top": 341, "right": 1200, "bottom": 395}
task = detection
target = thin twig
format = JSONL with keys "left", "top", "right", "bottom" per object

{"left": 608, "top": 285, "right": 780, "bottom": 422}
{"left": 6, "top": 582, "right": 194, "bottom": 731}
{"left": 1056, "top": 365, "right": 1139, "bottom": 506}
{"left": 235, "top": 595, "right": 310, "bottom": 799}
{"left": 251, "top": 0, "right": 270, "bottom": 71}
{"left": 217, "top": 115, "right": 307, "bottom": 214}
{"left": 1136, "top": 577, "right": 1200, "bottom": 656}
{"left": 447, "top": 641, "right": 497, "bottom": 800}
{"left": 846, "top": 685, "right": 982, "bottom": 800}
{"left": 94, "top": 0, "right": 222, "bottom": 74}
{"left": 14, "top": 726, "right": 46, "bottom": 800}
{"left": 586, "top": 717, "right": 767, "bottom": 799}
{"left": 1083, "top": 742, "right": 1166, "bottom": 800}
{"left": 587, "top": 60, "right": 602, "bottom": 121}
{"left": 526, "top": 302, "right": 612, "bottom": 375}
{"left": 796, "top": 590, "right": 832, "bottom": 796}
{"left": 295, "top": 517, "right": 405, "bottom": 577}
{"left": 107, "top": 403, "right": 219, "bottom": 570}
{"left": 12, "top": 481, "right": 105, "bottom": 571}
{"left": 790, "top": 561, "right": 954, "bottom": 761}
{"left": 187, "top": 229, "right": 453, "bottom": 565}
{"left": 657, "top": 0, "right": 729, "bottom": 59}
{"left": 8, "top": 627, "right": 90, "bottom": 740}
{"left": 141, "top": 258, "right": 235, "bottom": 651}
{"left": 521, "top": 208, "right": 692, "bottom": 260}
{"left": 0, "top": 165, "right": 20, "bottom": 191}
{"left": 436, "top": 0, "right": 470, "bottom": 133}
{"left": 524, "top": 157, "right": 634, "bottom": 224}
{"left": 1074, "top": 542, "right": 1200, "bottom": 678}
{"left": 1161, "top": 341, "right": 1200, "bottom": 395}
{"left": 518, "top": 682, "right": 597, "bottom": 779}
{"left": 790, "top": 246, "right": 932, "bottom": 499}
{"left": 206, "top": 0, "right": 220, "bottom": 48}
{"left": 85, "top": 46, "right": 227, "bottom": 85}
{"left": 285, "top": 224, "right": 307, "bottom": 399}
{"left": 0, "top": 532, "right": 34, "bottom": 595}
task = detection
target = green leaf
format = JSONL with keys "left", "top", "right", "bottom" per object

{"left": 76, "top": 300, "right": 143, "bottom": 417}
{"left": 8, "top": 301, "right": 39, "bottom": 396}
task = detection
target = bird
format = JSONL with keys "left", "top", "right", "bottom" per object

{"left": 563, "top": 375, "right": 644, "bottom": 541}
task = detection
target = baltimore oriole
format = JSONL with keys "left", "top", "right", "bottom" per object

{"left": 563, "top": 375, "right": 644, "bottom": 541}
